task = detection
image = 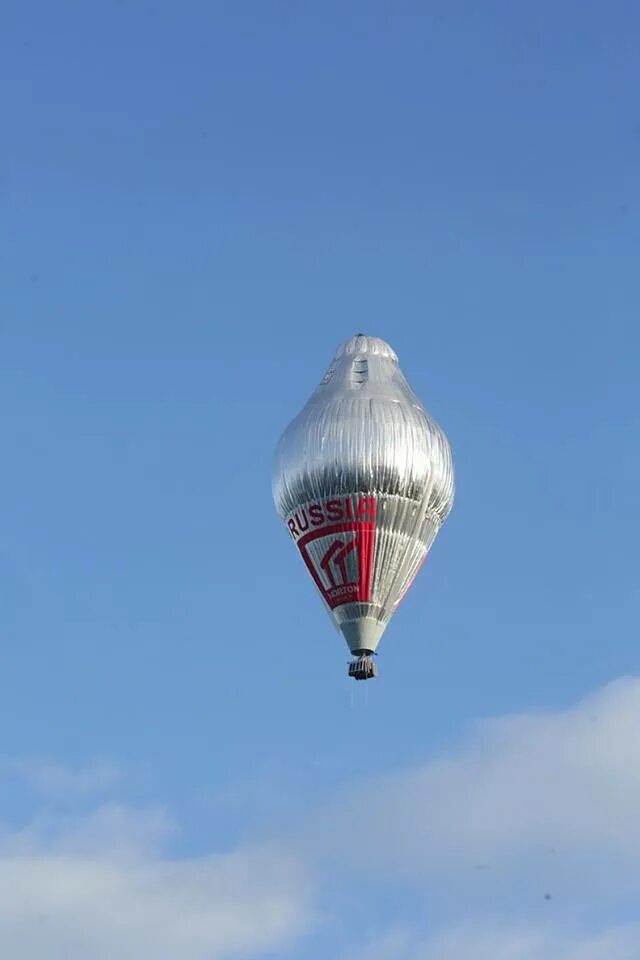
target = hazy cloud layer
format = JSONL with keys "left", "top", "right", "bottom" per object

{"left": 350, "top": 922, "right": 640, "bottom": 960}
{"left": 3, "top": 678, "right": 640, "bottom": 958}
{"left": 0, "top": 803, "right": 174, "bottom": 858}
{"left": 0, "top": 757, "right": 120, "bottom": 798}
{"left": 0, "top": 849, "right": 310, "bottom": 960}
{"left": 0, "top": 796, "right": 311, "bottom": 959}
{"left": 315, "top": 677, "right": 640, "bottom": 890}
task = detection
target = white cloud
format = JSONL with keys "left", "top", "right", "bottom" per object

{"left": 315, "top": 677, "right": 640, "bottom": 886}
{"left": 0, "top": 847, "right": 310, "bottom": 960}
{"left": 0, "top": 801, "right": 312, "bottom": 959}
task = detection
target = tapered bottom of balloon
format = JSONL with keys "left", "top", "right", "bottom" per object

{"left": 348, "top": 655, "right": 377, "bottom": 681}
{"left": 340, "top": 619, "right": 386, "bottom": 655}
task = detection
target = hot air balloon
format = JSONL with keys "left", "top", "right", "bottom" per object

{"left": 272, "top": 334, "right": 454, "bottom": 679}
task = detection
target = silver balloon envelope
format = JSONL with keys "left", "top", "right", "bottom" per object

{"left": 272, "top": 334, "right": 454, "bottom": 667}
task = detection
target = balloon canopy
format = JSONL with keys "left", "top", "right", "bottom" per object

{"left": 273, "top": 334, "right": 454, "bottom": 677}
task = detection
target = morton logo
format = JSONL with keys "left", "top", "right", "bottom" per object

{"left": 293, "top": 506, "right": 377, "bottom": 610}
{"left": 319, "top": 536, "right": 358, "bottom": 599}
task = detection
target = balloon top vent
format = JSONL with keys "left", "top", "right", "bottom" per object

{"left": 334, "top": 335, "right": 398, "bottom": 362}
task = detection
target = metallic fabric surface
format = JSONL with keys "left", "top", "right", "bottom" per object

{"left": 273, "top": 334, "right": 454, "bottom": 655}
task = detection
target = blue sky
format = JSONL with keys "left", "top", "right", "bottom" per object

{"left": 1, "top": 1, "right": 640, "bottom": 957}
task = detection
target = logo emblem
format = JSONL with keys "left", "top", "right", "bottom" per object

{"left": 319, "top": 536, "right": 358, "bottom": 590}
{"left": 292, "top": 504, "right": 377, "bottom": 609}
